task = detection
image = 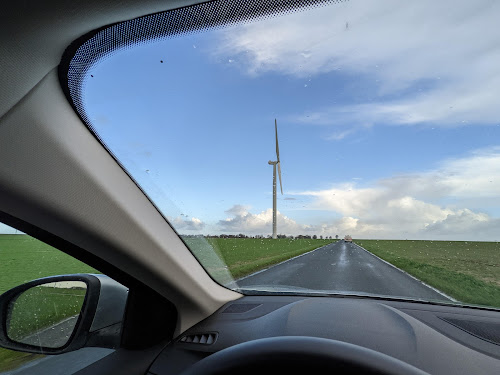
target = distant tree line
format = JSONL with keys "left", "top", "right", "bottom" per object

{"left": 182, "top": 234, "right": 339, "bottom": 239}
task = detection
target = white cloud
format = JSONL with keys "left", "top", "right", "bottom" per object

{"left": 293, "top": 148, "right": 500, "bottom": 240}
{"left": 424, "top": 209, "right": 491, "bottom": 235}
{"left": 325, "top": 129, "right": 354, "bottom": 141}
{"left": 170, "top": 216, "right": 206, "bottom": 231}
{"left": 313, "top": 216, "right": 385, "bottom": 238}
{"left": 218, "top": 205, "right": 314, "bottom": 235}
{"left": 298, "top": 186, "right": 455, "bottom": 235}
{"left": 380, "top": 148, "right": 500, "bottom": 200}
{"left": 224, "top": 204, "right": 250, "bottom": 217}
{"left": 217, "top": 205, "right": 395, "bottom": 238}
{"left": 215, "top": 0, "right": 500, "bottom": 127}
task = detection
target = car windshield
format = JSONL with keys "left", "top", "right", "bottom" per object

{"left": 71, "top": 0, "right": 500, "bottom": 308}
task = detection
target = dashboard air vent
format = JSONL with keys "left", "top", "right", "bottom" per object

{"left": 179, "top": 332, "right": 217, "bottom": 345}
{"left": 440, "top": 317, "right": 500, "bottom": 345}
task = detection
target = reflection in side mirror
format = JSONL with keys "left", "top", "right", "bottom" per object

{"left": 0, "top": 274, "right": 128, "bottom": 355}
{"left": 6, "top": 281, "right": 87, "bottom": 349}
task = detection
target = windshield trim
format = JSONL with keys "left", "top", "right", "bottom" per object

{"left": 236, "top": 287, "right": 500, "bottom": 312}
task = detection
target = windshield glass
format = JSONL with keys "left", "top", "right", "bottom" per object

{"left": 74, "top": 0, "right": 500, "bottom": 308}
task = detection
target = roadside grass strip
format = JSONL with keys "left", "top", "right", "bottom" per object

{"left": 356, "top": 239, "right": 500, "bottom": 309}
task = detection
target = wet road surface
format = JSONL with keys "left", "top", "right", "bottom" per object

{"left": 238, "top": 240, "right": 450, "bottom": 302}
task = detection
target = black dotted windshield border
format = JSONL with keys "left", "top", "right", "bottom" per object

{"left": 60, "top": 0, "right": 346, "bottom": 130}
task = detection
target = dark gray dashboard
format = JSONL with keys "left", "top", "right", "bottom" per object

{"left": 149, "top": 296, "right": 500, "bottom": 374}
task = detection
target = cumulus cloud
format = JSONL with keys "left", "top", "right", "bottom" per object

{"left": 380, "top": 148, "right": 500, "bottom": 201}
{"left": 224, "top": 204, "right": 250, "bottom": 217}
{"left": 293, "top": 148, "right": 500, "bottom": 240}
{"left": 169, "top": 216, "right": 206, "bottom": 231}
{"left": 218, "top": 205, "right": 314, "bottom": 235}
{"left": 298, "top": 186, "right": 454, "bottom": 236}
{"left": 424, "top": 209, "right": 492, "bottom": 236}
{"left": 215, "top": 0, "right": 500, "bottom": 127}
{"left": 217, "top": 204, "right": 386, "bottom": 238}
{"left": 312, "top": 217, "right": 384, "bottom": 238}
{"left": 217, "top": 204, "right": 389, "bottom": 238}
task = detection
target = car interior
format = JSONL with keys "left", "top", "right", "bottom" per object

{"left": 1, "top": 0, "right": 500, "bottom": 374}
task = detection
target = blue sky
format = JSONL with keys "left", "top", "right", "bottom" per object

{"left": 68, "top": 0, "right": 500, "bottom": 241}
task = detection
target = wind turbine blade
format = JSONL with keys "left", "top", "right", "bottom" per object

{"left": 278, "top": 161, "right": 283, "bottom": 195}
{"left": 275, "top": 118, "right": 280, "bottom": 162}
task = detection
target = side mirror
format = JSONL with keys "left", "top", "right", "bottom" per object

{"left": 0, "top": 274, "right": 128, "bottom": 354}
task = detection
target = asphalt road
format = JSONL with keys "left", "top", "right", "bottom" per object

{"left": 21, "top": 315, "right": 78, "bottom": 348}
{"left": 238, "top": 240, "right": 450, "bottom": 302}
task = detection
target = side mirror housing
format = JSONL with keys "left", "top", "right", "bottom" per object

{"left": 0, "top": 274, "right": 128, "bottom": 354}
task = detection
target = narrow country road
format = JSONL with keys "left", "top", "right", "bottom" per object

{"left": 237, "top": 240, "right": 450, "bottom": 302}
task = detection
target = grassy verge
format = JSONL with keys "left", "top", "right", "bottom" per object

{"left": 356, "top": 239, "right": 500, "bottom": 308}
{"left": 185, "top": 237, "right": 336, "bottom": 281}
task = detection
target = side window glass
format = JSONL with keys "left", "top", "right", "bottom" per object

{"left": 0, "top": 223, "right": 116, "bottom": 374}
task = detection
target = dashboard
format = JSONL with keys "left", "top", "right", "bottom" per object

{"left": 149, "top": 296, "right": 500, "bottom": 374}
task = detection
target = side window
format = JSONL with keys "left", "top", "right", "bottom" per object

{"left": 0, "top": 223, "right": 120, "bottom": 375}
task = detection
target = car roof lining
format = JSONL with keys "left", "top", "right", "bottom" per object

{"left": 0, "top": 0, "right": 206, "bottom": 120}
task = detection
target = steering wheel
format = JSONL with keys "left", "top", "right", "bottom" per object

{"left": 180, "top": 336, "right": 428, "bottom": 375}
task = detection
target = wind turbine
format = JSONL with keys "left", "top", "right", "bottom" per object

{"left": 268, "top": 119, "right": 283, "bottom": 239}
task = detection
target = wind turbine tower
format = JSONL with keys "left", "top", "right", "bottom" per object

{"left": 268, "top": 119, "right": 283, "bottom": 239}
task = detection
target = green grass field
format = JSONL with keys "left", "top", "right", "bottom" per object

{"left": 356, "top": 239, "right": 500, "bottom": 308}
{"left": 0, "top": 235, "right": 97, "bottom": 295}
